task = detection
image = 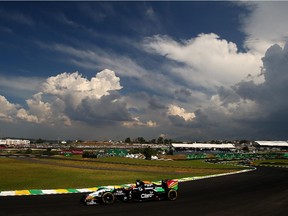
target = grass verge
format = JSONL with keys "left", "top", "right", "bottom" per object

{"left": 253, "top": 159, "right": 288, "bottom": 166}
{"left": 0, "top": 156, "right": 244, "bottom": 191}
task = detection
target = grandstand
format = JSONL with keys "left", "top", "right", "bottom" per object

{"left": 172, "top": 143, "right": 235, "bottom": 152}
{"left": 0, "top": 139, "right": 30, "bottom": 147}
{"left": 254, "top": 141, "right": 288, "bottom": 150}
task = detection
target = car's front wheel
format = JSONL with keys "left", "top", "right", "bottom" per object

{"left": 102, "top": 192, "right": 115, "bottom": 205}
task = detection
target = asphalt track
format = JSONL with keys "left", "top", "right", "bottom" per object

{"left": 1, "top": 167, "right": 287, "bottom": 216}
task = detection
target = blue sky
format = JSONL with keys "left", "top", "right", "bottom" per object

{"left": 1, "top": 1, "right": 288, "bottom": 141}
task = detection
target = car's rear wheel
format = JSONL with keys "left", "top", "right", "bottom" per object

{"left": 167, "top": 189, "right": 177, "bottom": 201}
{"left": 102, "top": 192, "right": 115, "bottom": 205}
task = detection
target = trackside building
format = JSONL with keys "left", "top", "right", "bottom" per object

{"left": 0, "top": 139, "right": 30, "bottom": 147}
{"left": 171, "top": 143, "right": 235, "bottom": 153}
{"left": 254, "top": 141, "right": 288, "bottom": 151}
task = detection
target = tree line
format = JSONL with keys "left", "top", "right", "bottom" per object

{"left": 124, "top": 137, "right": 172, "bottom": 144}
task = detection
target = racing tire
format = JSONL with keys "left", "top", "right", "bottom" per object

{"left": 167, "top": 189, "right": 177, "bottom": 201}
{"left": 81, "top": 195, "right": 96, "bottom": 206}
{"left": 102, "top": 192, "right": 115, "bottom": 205}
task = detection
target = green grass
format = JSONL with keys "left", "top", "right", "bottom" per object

{"left": 0, "top": 157, "right": 243, "bottom": 191}
{"left": 58, "top": 155, "right": 239, "bottom": 168}
{"left": 253, "top": 159, "right": 288, "bottom": 166}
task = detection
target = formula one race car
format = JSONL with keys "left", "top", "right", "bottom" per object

{"left": 81, "top": 179, "right": 178, "bottom": 205}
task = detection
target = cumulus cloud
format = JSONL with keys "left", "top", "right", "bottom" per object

{"left": 167, "top": 104, "right": 195, "bottom": 122}
{"left": 235, "top": 42, "right": 288, "bottom": 109}
{"left": 0, "top": 69, "right": 131, "bottom": 128}
{"left": 143, "top": 33, "right": 262, "bottom": 89}
{"left": 157, "top": 40, "right": 288, "bottom": 140}
{"left": 198, "top": 41, "right": 288, "bottom": 139}
{"left": 69, "top": 92, "right": 131, "bottom": 125}
{"left": 42, "top": 69, "right": 122, "bottom": 108}
{"left": 122, "top": 117, "right": 157, "bottom": 128}
{"left": 25, "top": 93, "right": 53, "bottom": 123}
{"left": 0, "top": 95, "right": 19, "bottom": 122}
{"left": 0, "top": 95, "right": 40, "bottom": 123}
{"left": 2, "top": 2, "right": 288, "bottom": 140}
{"left": 40, "top": 69, "right": 133, "bottom": 126}
{"left": 39, "top": 69, "right": 132, "bottom": 126}
{"left": 18, "top": 92, "right": 72, "bottom": 126}
{"left": 16, "top": 108, "right": 39, "bottom": 123}
{"left": 241, "top": 2, "right": 288, "bottom": 55}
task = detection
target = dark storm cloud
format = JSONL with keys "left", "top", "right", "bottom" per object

{"left": 219, "top": 41, "right": 288, "bottom": 139}
{"left": 171, "top": 41, "right": 288, "bottom": 140}
{"left": 174, "top": 88, "right": 193, "bottom": 102}
{"left": 168, "top": 108, "right": 212, "bottom": 129}
{"left": 217, "top": 86, "right": 241, "bottom": 105}
{"left": 235, "top": 42, "right": 288, "bottom": 105}
{"left": 67, "top": 92, "right": 132, "bottom": 126}
{"left": 148, "top": 95, "right": 167, "bottom": 110}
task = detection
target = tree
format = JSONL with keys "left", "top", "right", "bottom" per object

{"left": 43, "top": 148, "right": 53, "bottom": 156}
{"left": 125, "top": 137, "right": 131, "bottom": 144}
{"left": 157, "top": 136, "right": 164, "bottom": 144}
{"left": 164, "top": 139, "right": 172, "bottom": 144}
{"left": 136, "top": 137, "right": 146, "bottom": 144}
{"left": 239, "top": 140, "right": 249, "bottom": 144}
{"left": 143, "top": 146, "right": 154, "bottom": 160}
{"left": 25, "top": 148, "right": 32, "bottom": 154}
{"left": 36, "top": 138, "right": 45, "bottom": 143}
{"left": 242, "top": 146, "right": 249, "bottom": 152}
{"left": 167, "top": 146, "right": 174, "bottom": 155}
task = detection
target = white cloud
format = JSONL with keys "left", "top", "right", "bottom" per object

{"left": 210, "top": 93, "right": 259, "bottom": 121}
{"left": 235, "top": 42, "right": 288, "bottom": 108}
{"left": 24, "top": 93, "right": 53, "bottom": 123}
{"left": 3, "top": 2, "right": 288, "bottom": 140}
{"left": 143, "top": 33, "right": 262, "bottom": 88}
{"left": 241, "top": 2, "right": 288, "bottom": 55}
{"left": 38, "top": 69, "right": 131, "bottom": 126}
{"left": 167, "top": 104, "right": 195, "bottom": 121}
{"left": 146, "top": 120, "right": 157, "bottom": 127}
{"left": 16, "top": 108, "right": 39, "bottom": 123}
{"left": 0, "top": 75, "right": 44, "bottom": 99}
{"left": 38, "top": 41, "right": 193, "bottom": 105}
{"left": 42, "top": 69, "right": 122, "bottom": 108}
{"left": 123, "top": 117, "right": 157, "bottom": 128}
{"left": 194, "top": 41, "right": 288, "bottom": 139}
{"left": 0, "top": 95, "right": 19, "bottom": 122}
{"left": 0, "top": 94, "right": 45, "bottom": 124}
{"left": 48, "top": 43, "right": 145, "bottom": 78}
{"left": 0, "top": 69, "right": 127, "bottom": 127}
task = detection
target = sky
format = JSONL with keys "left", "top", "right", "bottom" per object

{"left": 1, "top": 1, "right": 288, "bottom": 141}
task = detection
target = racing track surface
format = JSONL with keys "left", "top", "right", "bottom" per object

{"left": 1, "top": 167, "right": 288, "bottom": 216}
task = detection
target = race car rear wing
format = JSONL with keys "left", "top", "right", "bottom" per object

{"left": 163, "top": 179, "right": 178, "bottom": 190}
